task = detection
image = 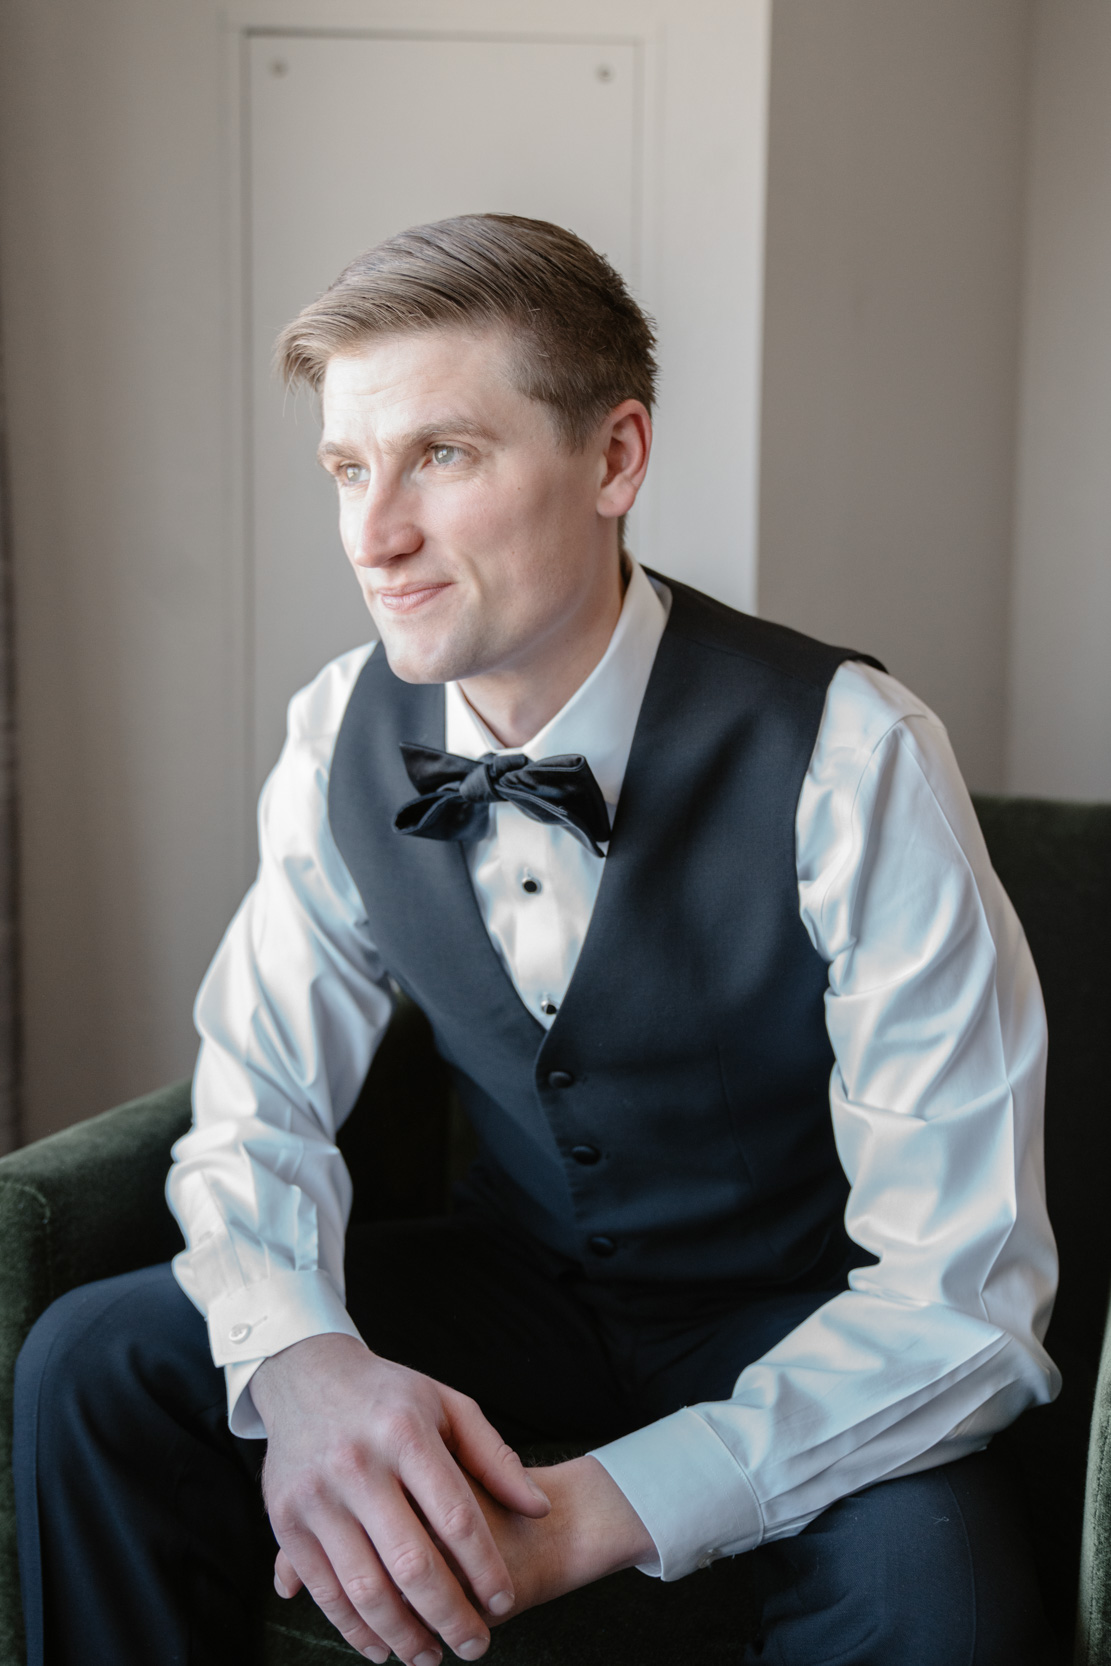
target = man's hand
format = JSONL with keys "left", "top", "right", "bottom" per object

{"left": 451, "top": 1455, "right": 656, "bottom": 1620}
{"left": 251, "top": 1334, "right": 551, "bottom": 1665}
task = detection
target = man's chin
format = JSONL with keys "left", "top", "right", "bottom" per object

{"left": 369, "top": 596, "right": 495, "bottom": 684}
{"left": 374, "top": 629, "right": 468, "bottom": 687}
{"left": 379, "top": 654, "right": 448, "bottom": 686}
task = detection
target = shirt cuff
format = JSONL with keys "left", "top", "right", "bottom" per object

{"left": 590, "top": 1407, "right": 764, "bottom": 1581}
{"left": 202, "top": 1267, "right": 364, "bottom": 1438}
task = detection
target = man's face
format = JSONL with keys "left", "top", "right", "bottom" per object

{"left": 318, "top": 328, "right": 623, "bottom": 688}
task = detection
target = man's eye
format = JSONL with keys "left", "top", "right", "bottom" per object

{"left": 430, "top": 445, "right": 463, "bottom": 466}
{"left": 341, "top": 464, "right": 369, "bottom": 484}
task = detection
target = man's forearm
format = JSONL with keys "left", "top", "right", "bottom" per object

{"left": 541, "top": 1456, "right": 656, "bottom": 1586}
{"left": 463, "top": 1454, "right": 655, "bottom": 1618}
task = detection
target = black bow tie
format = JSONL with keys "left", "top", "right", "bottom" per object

{"left": 395, "top": 743, "right": 610, "bottom": 856}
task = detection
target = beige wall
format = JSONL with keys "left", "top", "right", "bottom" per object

{"left": 0, "top": 0, "right": 246, "bottom": 1139}
{"left": 758, "top": 0, "right": 1034, "bottom": 790}
{"left": 1006, "top": 0, "right": 1111, "bottom": 800}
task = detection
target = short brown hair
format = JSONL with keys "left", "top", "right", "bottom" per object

{"left": 275, "top": 213, "right": 657, "bottom": 448}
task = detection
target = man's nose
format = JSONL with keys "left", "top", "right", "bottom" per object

{"left": 349, "top": 479, "right": 422, "bottom": 569}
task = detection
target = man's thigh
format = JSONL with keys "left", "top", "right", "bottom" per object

{"left": 745, "top": 1451, "right": 1058, "bottom": 1666}
{"left": 577, "top": 1285, "right": 1056, "bottom": 1663}
{"left": 14, "top": 1263, "right": 271, "bottom": 1666}
{"left": 343, "top": 1213, "right": 630, "bottom": 1447}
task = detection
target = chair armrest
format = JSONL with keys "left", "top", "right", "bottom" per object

{"left": 0, "top": 1079, "right": 192, "bottom": 1663}
{"left": 1076, "top": 1294, "right": 1111, "bottom": 1665}
{"left": 0, "top": 1075, "right": 192, "bottom": 1418}
{"left": 0, "top": 1079, "right": 191, "bottom": 1319}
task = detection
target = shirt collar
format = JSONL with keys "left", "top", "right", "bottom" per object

{"left": 444, "top": 561, "right": 671, "bottom": 807}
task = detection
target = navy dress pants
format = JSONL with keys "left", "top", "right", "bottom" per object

{"left": 14, "top": 1214, "right": 1058, "bottom": 1666}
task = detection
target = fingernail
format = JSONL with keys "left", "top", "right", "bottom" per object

{"left": 274, "top": 1572, "right": 289, "bottom": 1599}
{"left": 526, "top": 1476, "right": 550, "bottom": 1505}
{"left": 363, "top": 1651, "right": 388, "bottom": 1664}
{"left": 415, "top": 1652, "right": 442, "bottom": 1666}
{"left": 487, "top": 1590, "right": 513, "bottom": 1616}
{"left": 455, "top": 1642, "right": 488, "bottom": 1662}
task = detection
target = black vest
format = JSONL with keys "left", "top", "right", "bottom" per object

{"left": 329, "top": 576, "right": 881, "bottom": 1286}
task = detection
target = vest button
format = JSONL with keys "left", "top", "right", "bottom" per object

{"left": 588, "top": 1234, "right": 617, "bottom": 1257}
{"left": 571, "top": 1143, "right": 601, "bottom": 1165}
{"left": 547, "top": 1070, "right": 574, "bottom": 1089}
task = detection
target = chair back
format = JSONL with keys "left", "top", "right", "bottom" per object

{"left": 973, "top": 796, "right": 1111, "bottom": 1369}
{"left": 973, "top": 795, "right": 1111, "bottom": 1640}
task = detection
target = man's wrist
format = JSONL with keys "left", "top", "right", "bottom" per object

{"left": 538, "top": 1455, "right": 655, "bottom": 1588}
{"left": 249, "top": 1331, "right": 371, "bottom": 1428}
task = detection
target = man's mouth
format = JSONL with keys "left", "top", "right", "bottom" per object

{"left": 371, "top": 582, "right": 451, "bottom": 615}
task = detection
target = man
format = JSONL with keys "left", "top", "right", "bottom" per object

{"left": 15, "top": 214, "right": 1059, "bottom": 1665}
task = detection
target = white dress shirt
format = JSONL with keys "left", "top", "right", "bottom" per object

{"left": 168, "top": 561, "right": 1059, "bottom": 1582}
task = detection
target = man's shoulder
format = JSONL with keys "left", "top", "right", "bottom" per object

{"left": 822, "top": 659, "right": 942, "bottom": 751}
{"left": 651, "top": 571, "right": 883, "bottom": 691}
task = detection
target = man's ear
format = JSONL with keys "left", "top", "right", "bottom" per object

{"left": 596, "top": 400, "right": 652, "bottom": 522}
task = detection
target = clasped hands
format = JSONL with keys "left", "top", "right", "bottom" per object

{"left": 250, "top": 1333, "right": 653, "bottom": 1666}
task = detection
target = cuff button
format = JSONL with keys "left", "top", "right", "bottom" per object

{"left": 229, "top": 1322, "right": 252, "bottom": 1343}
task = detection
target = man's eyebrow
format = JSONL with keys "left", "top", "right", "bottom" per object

{"left": 316, "top": 418, "right": 498, "bottom": 466}
{"left": 316, "top": 440, "right": 353, "bottom": 464}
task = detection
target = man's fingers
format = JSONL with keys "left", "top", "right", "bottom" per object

{"left": 446, "top": 1392, "right": 551, "bottom": 1519}
{"left": 276, "top": 1518, "right": 434, "bottom": 1665}
{"left": 273, "top": 1547, "right": 303, "bottom": 1598}
{"left": 357, "top": 1485, "right": 494, "bottom": 1658}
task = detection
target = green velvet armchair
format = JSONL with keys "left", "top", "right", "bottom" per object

{"left": 1, "top": 796, "right": 1108, "bottom": 1664}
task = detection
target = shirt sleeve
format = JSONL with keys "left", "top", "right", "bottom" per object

{"left": 591, "top": 661, "right": 1060, "bottom": 1579}
{"left": 167, "top": 643, "right": 393, "bottom": 1438}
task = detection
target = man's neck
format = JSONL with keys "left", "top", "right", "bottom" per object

{"left": 459, "top": 555, "right": 630, "bottom": 748}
